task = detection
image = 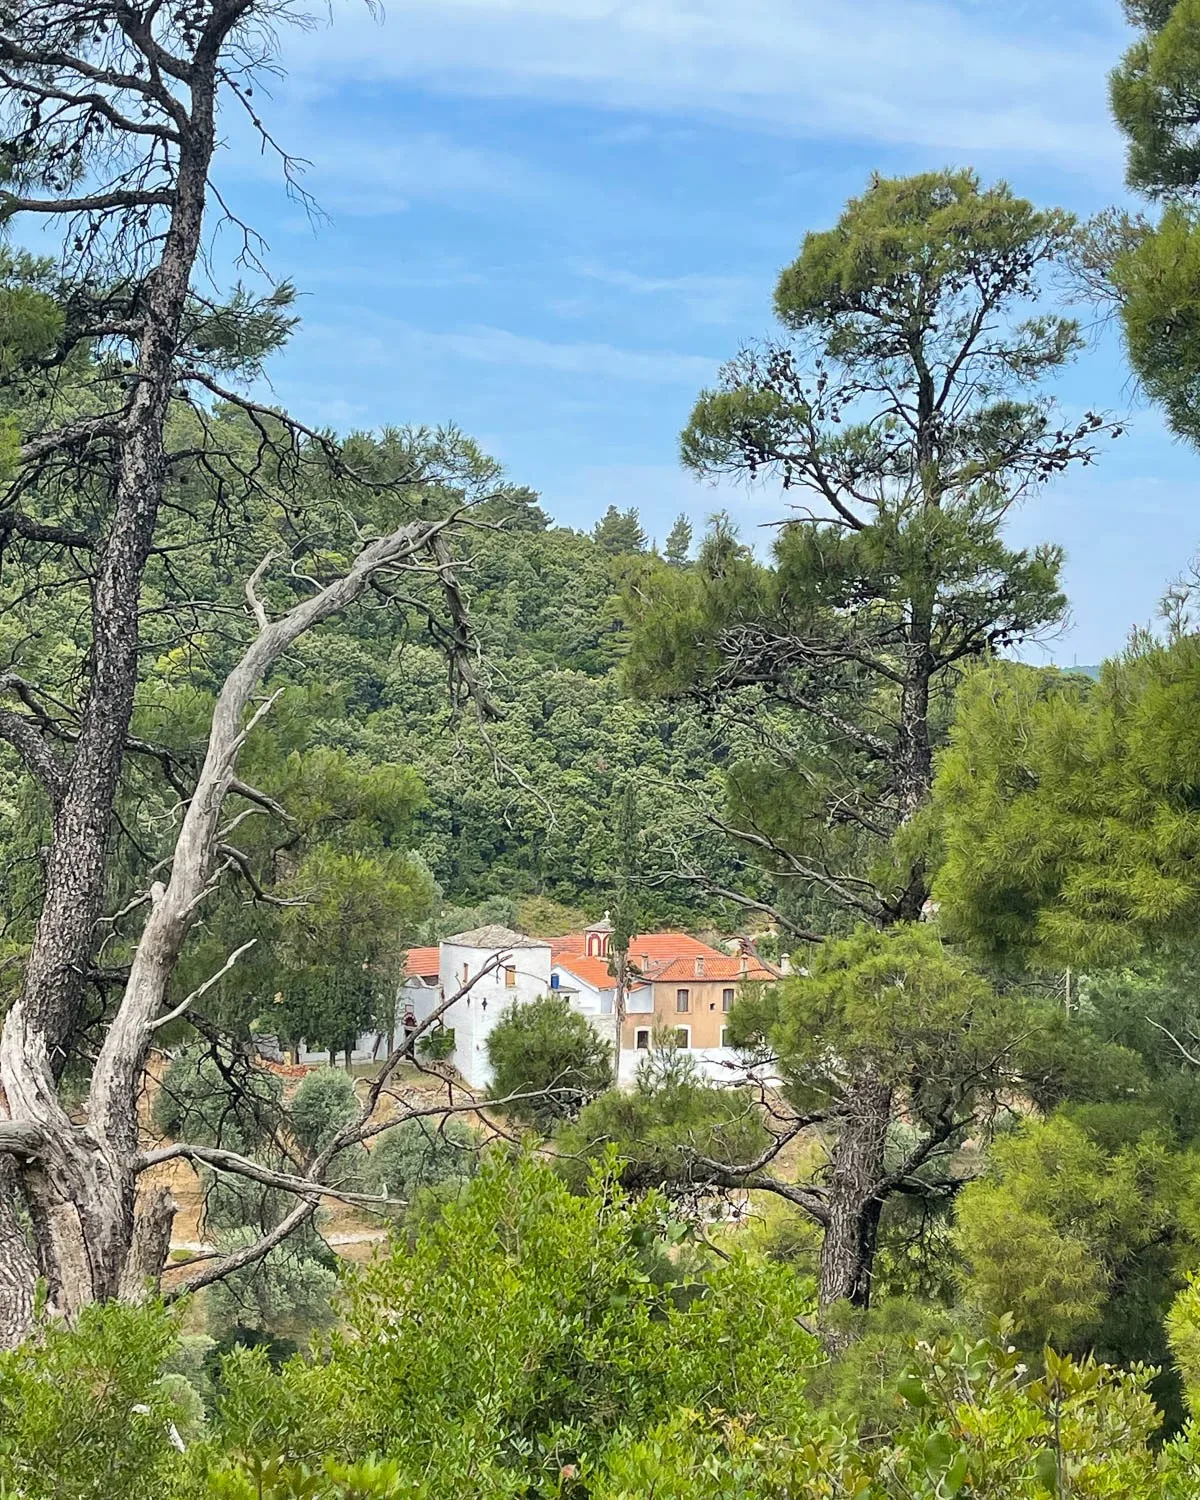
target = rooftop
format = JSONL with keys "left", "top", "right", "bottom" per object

{"left": 554, "top": 951, "right": 649, "bottom": 991}
{"left": 403, "top": 945, "right": 440, "bottom": 980}
{"left": 649, "top": 954, "right": 775, "bottom": 983}
{"left": 443, "top": 924, "right": 550, "bottom": 950}
{"left": 551, "top": 929, "right": 777, "bottom": 982}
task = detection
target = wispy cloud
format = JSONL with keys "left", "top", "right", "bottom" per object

{"left": 316, "top": 133, "right": 552, "bottom": 215}
{"left": 227, "top": 123, "right": 553, "bottom": 215}
{"left": 429, "top": 325, "right": 719, "bottom": 383}
{"left": 569, "top": 259, "right": 760, "bottom": 324}
{"left": 281, "top": 0, "right": 1126, "bottom": 172}
{"left": 298, "top": 260, "right": 489, "bottom": 291}
{"left": 303, "top": 319, "right": 720, "bottom": 386}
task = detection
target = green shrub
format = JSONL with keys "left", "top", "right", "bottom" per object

{"left": 485, "top": 995, "right": 612, "bottom": 1130}
{"left": 289, "top": 1066, "right": 358, "bottom": 1155}
{"left": 0, "top": 1301, "right": 182, "bottom": 1500}
{"left": 367, "top": 1116, "right": 478, "bottom": 1216}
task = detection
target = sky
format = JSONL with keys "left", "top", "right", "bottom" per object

{"left": 197, "top": 0, "right": 1200, "bottom": 665}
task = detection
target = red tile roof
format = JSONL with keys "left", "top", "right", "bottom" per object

{"left": 553, "top": 930, "right": 717, "bottom": 961}
{"left": 403, "top": 946, "right": 440, "bottom": 981}
{"left": 552, "top": 931, "right": 776, "bottom": 983}
{"left": 648, "top": 955, "right": 775, "bottom": 982}
{"left": 553, "top": 952, "right": 650, "bottom": 992}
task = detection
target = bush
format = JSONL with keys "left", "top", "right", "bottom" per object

{"left": 158, "top": 1372, "right": 207, "bottom": 1442}
{"left": 368, "top": 1116, "right": 479, "bottom": 1216}
{"left": 162, "top": 1332, "right": 217, "bottom": 1409}
{"left": 203, "top": 1154, "right": 821, "bottom": 1482}
{"left": 289, "top": 1066, "right": 358, "bottom": 1156}
{"left": 204, "top": 1231, "right": 339, "bottom": 1342}
{"left": 558, "top": 1059, "right": 770, "bottom": 1195}
{"left": 152, "top": 1046, "right": 282, "bottom": 1153}
{"left": 417, "top": 1025, "right": 455, "bottom": 1061}
{"left": 485, "top": 994, "right": 612, "bottom": 1130}
{"left": 0, "top": 1301, "right": 182, "bottom": 1500}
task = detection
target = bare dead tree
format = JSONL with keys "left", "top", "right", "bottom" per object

{"left": 0, "top": 0, "right": 516, "bottom": 1345}
{"left": 0, "top": 532, "right": 504, "bottom": 1337}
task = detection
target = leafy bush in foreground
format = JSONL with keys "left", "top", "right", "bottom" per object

{"left": 11, "top": 1160, "right": 1200, "bottom": 1497}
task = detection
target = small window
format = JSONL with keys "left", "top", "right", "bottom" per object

{"left": 676, "top": 988, "right": 690, "bottom": 1012}
{"left": 635, "top": 1028, "right": 650, "bottom": 1049}
{"left": 673, "top": 1027, "right": 690, "bottom": 1050}
{"left": 720, "top": 1026, "right": 731, "bottom": 1048}
{"left": 722, "top": 988, "right": 735, "bottom": 1012}
{"left": 460, "top": 963, "right": 469, "bottom": 985}
{"left": 504, "top": 965, "right": 516, "bottom": 988}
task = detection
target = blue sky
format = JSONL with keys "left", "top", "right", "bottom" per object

{"left": 204, "top": 0, "right": 1200, "bottom": 665}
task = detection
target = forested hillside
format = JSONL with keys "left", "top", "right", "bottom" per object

{"left": 279, "top": 494, "right": 745, "bottom": 927}
{"left": 0, "top": 442, "right": 740, "bottom": 954}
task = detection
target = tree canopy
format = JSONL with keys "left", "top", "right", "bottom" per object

{"left": 624, "top": 170, "right": 1100, "bottom": 939}
{"left": 928, "top": 641, "right": 1200, "bottom": 968}
{"left": 1107, "top": 0, "right": 1200, "bottom": 444}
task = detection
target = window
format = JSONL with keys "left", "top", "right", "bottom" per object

{"left": 720, "top": 1026, "right": 731, "bottom": 1048}
{"left": 676, "top": 988, "right": 690, "bottom": 1012}
{"left": 460, "top": 963, "right": 469, "bottom": 985}
{"left": 635, "top": 1028, "right": 650, "bottom": 1049}
{"left": 504, "top": 965, "right": 516, "bottom": 988}
{"left": 722, "top": 988, "right": 735, "bottom": 1012}
{"left": 673, "top": 1027, "right": 690, "bottom": 1050}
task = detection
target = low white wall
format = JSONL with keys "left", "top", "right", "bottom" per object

{"left": 616, "top": 1045, "right": 775, "bottom": 1087}
{"left": 297, "top": 1031, "right": 388, "bottom": 1067}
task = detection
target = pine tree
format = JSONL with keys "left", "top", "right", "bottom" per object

{"left": 592, "top": 505, "right": 647, "bottom": 556}
{"left": 664, "top": 513, "right": 693, "bottom": 566}
{"left": 1106, "top": 1, "right": 1200, "bottom": 443}
{"left": 621, "top": 170, "right": 1109, "bottom": 1324}
{"left": 627, "top": 170, "right": 1101, "bottom": 935}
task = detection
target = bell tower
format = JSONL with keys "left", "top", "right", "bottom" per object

{"left": 584, "top": 912, "right": 614, "bottom": 959}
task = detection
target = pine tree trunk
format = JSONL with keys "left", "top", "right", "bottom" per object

{"left": 817, "top": 1073, "right": 892, "bottom": 1344}
{"left": 0, "top": 37, "right": 223, "bottom": 1341}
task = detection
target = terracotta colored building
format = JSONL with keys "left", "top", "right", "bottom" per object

{"left": 551, "top": 919, "right": 776, "bottom": 1080}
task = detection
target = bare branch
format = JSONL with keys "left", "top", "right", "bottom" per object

{"left": 137, "top": 1140, "right": 401, "bottom": 1210}
{"left": 89, "top": 520, "right": 470, "bottom": 1156}
{"left": 149, "top": 939, "right": 257, "bottom": 1031}
{"left": 163, "top": 1198, "right": 316, "bottom": 1301}
{"left": 1145, "top": 1015, "right": 1200, "bottom": 1069}
{"left": 0, "top": 188, "right": 176, "bottom": 216}
{"left": 0, "top": 706, "right": 67, "bottom": 803}
{"left": 244, "top": 551, "right": 275, "bottom": 632}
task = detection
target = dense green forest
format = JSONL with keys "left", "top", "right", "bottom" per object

{"left": 285, "top": 497, "right": 748, "bottom": 928}
{"left": 0, "top": 444, "right": 740, "bottom": 934}
{"left": 11, "top": 0, "right": 1200, "bottom": 1496}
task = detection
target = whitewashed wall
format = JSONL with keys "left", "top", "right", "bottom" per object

{"left": 615, "top": 1044, "right": 771, "bottom": 1087}
{"left": 438, "top": 937, "right": 552, "bottom": 1089}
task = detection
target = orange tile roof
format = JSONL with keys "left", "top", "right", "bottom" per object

{"left": 403, "top": 946, "right": 440, "bottom": 980}
{"left": 648, "top": 955, "right": 775, "bottom": 983}
{"left": 552, "top": 930, "right": 777, "bottom": 984}
{"left": 554, "top": 931, "right": 721, "bottom": 961}
{"left": 553, "top": 952, "right": 650, "bottom": 992}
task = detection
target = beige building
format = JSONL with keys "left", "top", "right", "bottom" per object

{"left": 551, "top": 920, "right": 777, "bottom": 1080}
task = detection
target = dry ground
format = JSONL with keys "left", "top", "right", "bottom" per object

{"left": 138, "top": 1055, "right": 502, "bottom": 1276}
